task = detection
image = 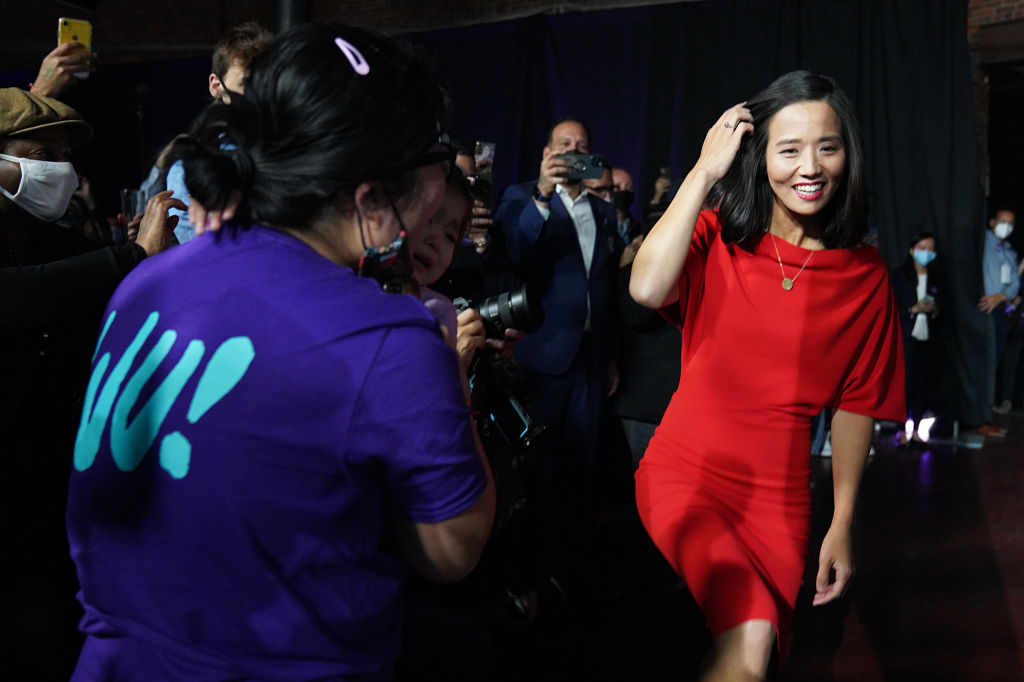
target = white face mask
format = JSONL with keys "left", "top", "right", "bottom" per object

{"left": 994, "top": 221, "right": 1014, "bottom": 240}
{"left": 0, "top": 153, "right": 79, "bottom": 222}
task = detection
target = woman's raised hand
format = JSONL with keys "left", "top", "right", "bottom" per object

{"left": 693, "top": 103, "right": 754, "bottom": 184}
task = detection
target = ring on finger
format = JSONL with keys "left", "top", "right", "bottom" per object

{"left": 723, "top": 121, "right": 733, "bottom": 129}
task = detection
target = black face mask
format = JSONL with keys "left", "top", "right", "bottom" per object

{"left": 357, "top": 230, "right": 418, "bottom": 294}
{"left": 613, "top": 189, "right": 635, "bottom": 213}
{"left": 355, "top": 186, "right": 420, "bottom": 295}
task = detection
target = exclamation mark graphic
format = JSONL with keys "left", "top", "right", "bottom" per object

{"left": 159, "top": 337, "right": 255, "bottom": 479}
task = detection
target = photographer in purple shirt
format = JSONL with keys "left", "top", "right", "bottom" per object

{"left": 67, "top": 23, "right": 494, "bottom": 681}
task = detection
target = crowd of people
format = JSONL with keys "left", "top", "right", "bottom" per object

{"left": 2, "top": 18, "right": 1022, "bottom": 682}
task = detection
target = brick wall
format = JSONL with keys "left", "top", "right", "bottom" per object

{"left": 2, "top": 1, "right": 279, "bottom": 71}
{"left": 967, "top": 0, "right": 1024, "bottom": 195}
{"left": 0, "top": 0, "right": 678, "bottom": 71}
{"left": 968, "top": 0, "right": 1024, "bottom": 38}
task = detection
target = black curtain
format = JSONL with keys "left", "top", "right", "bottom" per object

{"left": 0, "top": 0, "right": 988, "bottom": 422}
{"left": 410, "top": 0, "right": 989, "bottom": 424}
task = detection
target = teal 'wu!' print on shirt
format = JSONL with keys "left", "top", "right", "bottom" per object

{"left": 75, "top": 310, "right": 255, "bottom": 479}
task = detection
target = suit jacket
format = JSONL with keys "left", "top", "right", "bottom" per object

{"left": 495, "top": 181, "right": 620, "bottom": 376}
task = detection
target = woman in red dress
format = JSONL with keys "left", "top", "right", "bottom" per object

{"left": 630, "top": 71, "right": 905, "bottom": 680}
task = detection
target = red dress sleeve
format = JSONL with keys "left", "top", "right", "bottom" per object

{"left": 834, "top": 257, "right": 906, "bottom": 421}
{"left": 660, "top": 210, "right": 719, "bottom": 329}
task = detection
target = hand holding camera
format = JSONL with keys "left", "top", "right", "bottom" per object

{"left": 453, "top": 286, "right": 546, "bottom": 482}
{"left": 537, "top": 148, "right": 570, "bottom": 197}
{"left": 455, "top": 309, "right": 487, "bottom": 374}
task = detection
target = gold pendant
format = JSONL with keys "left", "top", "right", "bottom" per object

{"left": 781, "top": 277, "right": 794, "bottom": 291}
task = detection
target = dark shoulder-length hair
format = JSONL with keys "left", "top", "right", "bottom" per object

{"left": 175, "top": 22, "right": 450, "bottom": 229}
{"left": 711, "top": 70, "right": 869, "bottom": 250}
{"left": 900, "top": 230, "right": 937, "bottom": 283}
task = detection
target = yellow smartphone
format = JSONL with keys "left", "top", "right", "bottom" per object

{"left": 58, "top": 17, "right": 92, "bottom": 79}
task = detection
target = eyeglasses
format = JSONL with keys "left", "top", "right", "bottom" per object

{"left": 404, "top": 142, "right": 457, "bottom": 181}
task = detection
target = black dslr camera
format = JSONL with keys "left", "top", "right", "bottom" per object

{"left": 469, "top": 284, "right": 544, "bottom": 340}
{"left": 454, "top": 285, "right": 546, "bottom": 530}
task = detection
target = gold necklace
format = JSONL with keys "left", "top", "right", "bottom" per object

{"left": 769, "top": 233, "right": 815, "bottom": 291}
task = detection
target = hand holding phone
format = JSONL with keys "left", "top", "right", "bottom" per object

{"left": 57, "top": 18, "right": 93, "bottom": 80}
{"left": 474, "top": 141, "right": 495, "bottom": 176}
{"left": 557, "top": 153, "right": 604, "bottom": 181}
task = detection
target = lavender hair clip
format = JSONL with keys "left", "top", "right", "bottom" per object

{"left": 335, "top": 37, "right": 370, "bottom": 76}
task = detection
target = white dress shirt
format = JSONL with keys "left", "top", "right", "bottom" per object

{"left": 534, "top": 183, "right": 598, "bottom": 328}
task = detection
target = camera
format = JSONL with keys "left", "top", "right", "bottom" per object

{"left": 557, "top": 152, "right": 606, "bottom": 181}
{"left": 462, "top": 346, "right": 545, "bottom": 530}
{"left": 459, "top": 284, "right": 544, "bottom": 339}
{"left": 452, "top": 284, "right": 545, "bottom": 451}
{"left": 453, "top": 286, "right": 546, "bottom": 530}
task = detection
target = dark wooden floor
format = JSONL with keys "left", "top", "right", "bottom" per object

{"left": 464, "top": 412, "right": 1024, "bottom": 681}
{"left": 787, "top": 414, "right": 1024, "bottom": 681}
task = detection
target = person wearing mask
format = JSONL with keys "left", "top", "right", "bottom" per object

{"left": 611, "top": 166, "right": 642, "bottom": 247}
{"left": 891, "top": 232, "right": 941, "bottom": 445}
{"left": 979, "top": 208, "right": 1021, "bottom": 426}
{"left": 583, "top": 160, "right": 615, "bottom": 203}
{"left": 630, "top": 71, "right": 904, "bottom": 679}
{"left": 66, "top": 24, "right": 494, "bottom": 681}
{"left": 0, "top": 87, "right": 179, "bottom": 680}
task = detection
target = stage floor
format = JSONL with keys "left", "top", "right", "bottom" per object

{"left": 478, "top": 411, "right": 1024, "bottom": 681}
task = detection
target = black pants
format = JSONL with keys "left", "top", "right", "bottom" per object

{"left": 521, "top": 335, "right": 604, "bottom": 577}
{"left": 998, "top": 311, "right": 1024, "bottom": 404}
{"left": 904, "top": 337, "right": 936, "bottom": 421}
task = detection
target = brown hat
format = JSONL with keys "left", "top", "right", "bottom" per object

{"left": 0, "top": 88, "right": 92, "bottom": 145}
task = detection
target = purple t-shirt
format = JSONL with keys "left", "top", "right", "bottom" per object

{"left": 67, "top": 225, "right": 486, "bottom": 681}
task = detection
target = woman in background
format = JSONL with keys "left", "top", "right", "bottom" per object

{"left": 891, "top": 232, "right": 940, "bottom": 445}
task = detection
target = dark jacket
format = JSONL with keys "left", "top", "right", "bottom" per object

{"left": 1, "top": 218, "right": 146, "bottom": 438}
{"left": 889, "top": 265, "right": 940, "bottom": 344}
{"left": 613, "top": 263, "right": 681, "bottom": 423}
{"left": 494, "top": 181, "right": 620, "bottom": 376}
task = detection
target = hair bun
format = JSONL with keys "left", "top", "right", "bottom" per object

{"left": 229, "top": 146, "right": 256, "bottom": 191}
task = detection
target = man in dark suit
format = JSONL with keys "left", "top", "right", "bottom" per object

{"left": 493, "top": 116, "right": 620, "bottom": 583}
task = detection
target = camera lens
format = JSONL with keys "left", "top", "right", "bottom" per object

{"left": 477, "top": 284, "right": 544, "bottom": 337}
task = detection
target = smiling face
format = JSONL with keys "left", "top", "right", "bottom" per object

{"left": 765, "top": 100, "right": 846, "bottom": 231}
{"left": 412, "top": 182, "right": 468, "bottom": 286}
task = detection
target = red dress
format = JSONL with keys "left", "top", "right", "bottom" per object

{"left": 635, "top": 210, "right": 905, "bottom": 645}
